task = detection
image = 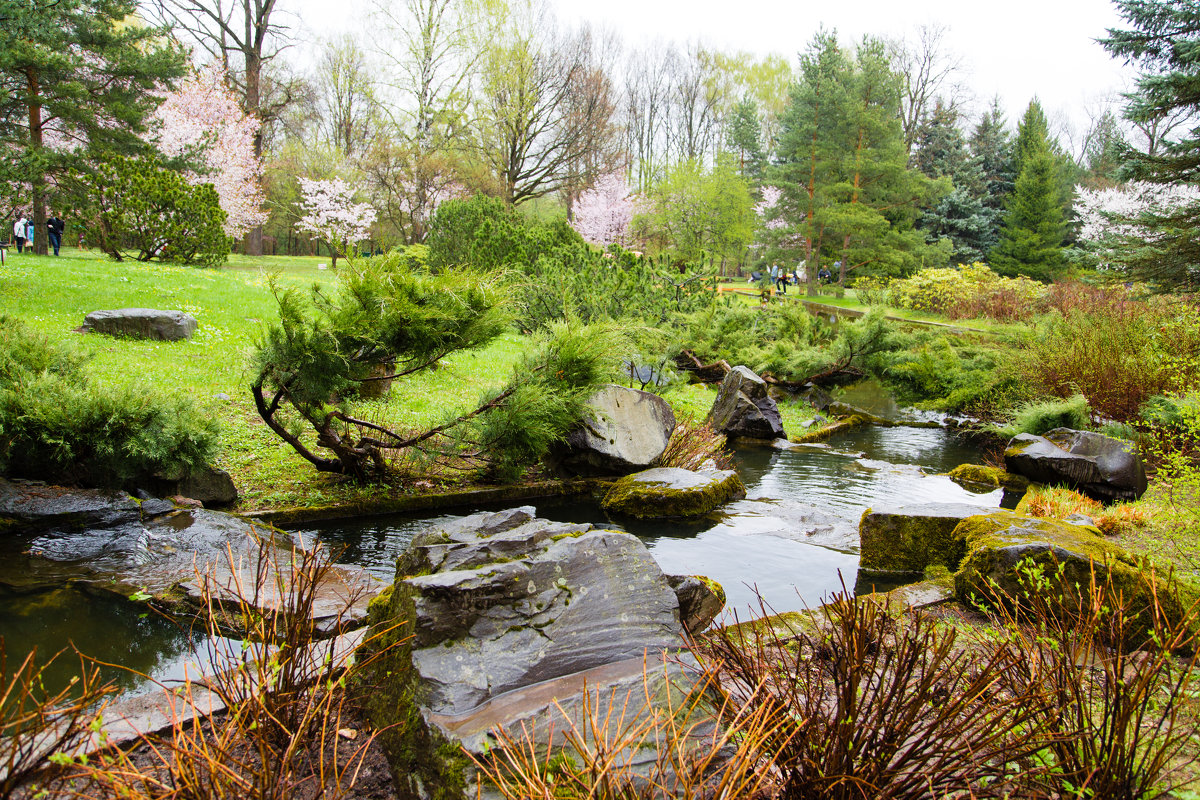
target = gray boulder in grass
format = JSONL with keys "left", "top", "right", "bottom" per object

{"left": 82, "top": 309, "right": 198, "bottom": 341}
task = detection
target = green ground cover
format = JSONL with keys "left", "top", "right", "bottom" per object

{"left": 5, "top": 250, "right": 812, "bottom": 509}
{"left": 0, "top": 249, "right": 536, "bottom": 508}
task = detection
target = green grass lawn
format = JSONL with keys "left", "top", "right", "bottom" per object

{"left": 0, "top": 248, "right": 533, "bottom": 509}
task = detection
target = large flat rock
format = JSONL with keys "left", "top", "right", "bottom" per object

{"left": 82, "top": 308, "right": 198, "bottom": 341}
{"left": 359, "top": 507, "right": 725, "bottom": 798}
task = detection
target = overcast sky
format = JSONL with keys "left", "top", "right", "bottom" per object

{"left": 294, "top": 0, "right": 1137, "bottom": 147}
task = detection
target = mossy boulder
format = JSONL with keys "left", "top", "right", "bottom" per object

{"left": 1004, "top": 428, "right": 1147, "bottom": 503}
{"left": 356, "top": 507, "right": 722, "bottom": 798}
{"left": 858, "top": 503, "right": 997, "bottom": 576}
{"left": 600, "top": 467, "right": 746, "bottom": 519}
{"left": 946, "top": 464, "right": 1030, "bottom": 492}
{"left": 952, "top": 511, "right": 1192, "bottom": 639}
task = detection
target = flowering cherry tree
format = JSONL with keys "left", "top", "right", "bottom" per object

{"left": 151, "top": 65, "right": 268, "bottom": 238}
{"left": 1075, "top": 181, "right": 1200, "bottom": 271}
{"left": 296, "top": 177, "right": 377, "bottom": 266}
{"left": 755, "top": 185, "right": 788, "bottom": 231}
{"left": 571, "top": 173, "right": 640, "bottom": 247}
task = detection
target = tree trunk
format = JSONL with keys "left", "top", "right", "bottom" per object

{"left": 244, "top": 49, "right": 264, "bottom": 256}
{"left": 26, "top": 69, "right": 48, "bottom": 256}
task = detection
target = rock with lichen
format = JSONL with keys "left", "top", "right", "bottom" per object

{"left": 1004, "top": 428, "right": 1146, "bottom": 503}
{"left": 708, "top": 365, "right": 785, "bottom": 439}
{"left": 858, "top": 502, "right": 998, "bottom": 577}
{"left": 600, "top": 467, "right": 746, "bottom": 519}
{"left": 356, "top": 507, "right": 725, "bottom": 799}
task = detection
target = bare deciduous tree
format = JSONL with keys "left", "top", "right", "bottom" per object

{"left": 887, "top": 24, "right": 968, "bottom": 155}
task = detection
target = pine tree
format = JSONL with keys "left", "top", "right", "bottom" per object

{"left": 0, "top": 0, "right": 186, "bottom": 254}
{"left": 990, "top": 101, "right": 1067, "bottom": 281}
{"left": 772, "top": 32, "right": 944, "bottom": 290}
{"left": 772, "top": 30, "right": 853, "bottom": 293}
{"left": 1097, "top": 1, "right": 1200, "bottom": 290}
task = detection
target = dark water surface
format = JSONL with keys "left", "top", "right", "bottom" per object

{"left": 2, "top": 385, "right": 1005, "bottom": 694}
{"left": 303, "top": 418, "right": 1003, "bottom": 619}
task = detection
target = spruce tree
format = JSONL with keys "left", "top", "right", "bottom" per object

{"left": 968, "top": 100, "right": 1016, "bottom": 221}
{"left": 913, "top": 101, "right": 998, "bottom": 262}
{"left": 990, "top": 101, "right": 1067, "bottom": 281}
{"left": 1098, "top": 1, "right": 1200, "bottom": 289}
{"left": 0, "top": 0, "right": 185, "bottom": 253}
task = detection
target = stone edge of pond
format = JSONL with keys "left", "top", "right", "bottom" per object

{"left": 239, "top": 478, "right": 616, "bottom": 527}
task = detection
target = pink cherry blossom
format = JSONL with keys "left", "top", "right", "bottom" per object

{"left": 296, "top": 177, "right": 377, "bottom": 257}
{"left": 571, "top": 173, "right": 640, "bottom": 247}
{"left": 151, "top": 65, "right": 268, "bottom": 237}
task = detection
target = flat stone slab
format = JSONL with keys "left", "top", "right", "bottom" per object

{"left": 0, "top": 478, "right": 145, "bottom": 533}
{"left": 601, "top": 467, "right": 746, "bottom": 518}
{"left": 360, "top": 507, "right": 728, "bottom": 798}
{"left": 859, "top": 502, "right": 997, "bottom": 575}
{"left": 2, "top": 505, "right": 379, "bottom": 637}
{"left": 83, "top": 308, "right": 198, "bottom": 341}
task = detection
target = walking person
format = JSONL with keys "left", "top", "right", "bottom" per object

{"left": 12, "top": 217, "right": 26, "bottom": 253}
{"left": 46, "top": 212, "right": 64, "bottom": 256}
{"left": 25, "top": 218, "right": 34, "bottom": 252}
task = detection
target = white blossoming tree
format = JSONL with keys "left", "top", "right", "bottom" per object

{"left": 151, "top": 65, "right": 269, "bottom": 240}
{"left": 570, "top": 173, "right": 640, "bottom": 248}
{"left": 296, "top": 178, "right": 378, "bottom": 267}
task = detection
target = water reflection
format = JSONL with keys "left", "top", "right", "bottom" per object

{"left": 307, "top": 421, "right": 1004, "bottom": 618}
{"left": 0, "top": 586, "right": 218, "bottom": 698}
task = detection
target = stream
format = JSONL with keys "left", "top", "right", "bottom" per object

{"left": 1, "top": 383, "right": 1007, "bottom": 694}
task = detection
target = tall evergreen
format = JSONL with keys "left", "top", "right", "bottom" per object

{"left": 772, "top": 29, "right": 853, "bottom": 292}
{"left": 1098, "top": 1, "right": 1200, "bottom": 290}
{"left": 772, "top": 32, "right": 944, "bottom": 290}
{"left": 0, "top": 0, "right": 186, "bottom": 253}
{"left": 968, "top": 100, "right": 1016, "bottom": 254}
{"left": 726, "top": 96, "right": 766, "bottom": 183}
{"left": 990, "top": 101, "right": 1067, "bottom": 281}
{"left": 913, "top": 101, "right": 998, "bottom": 262}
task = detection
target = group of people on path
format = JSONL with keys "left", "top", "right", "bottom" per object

{"left": 765, "top": 262, "right": 836, "bottom": 294}
{"left": 10, "top": 213, "right": 65, "bottom": 256}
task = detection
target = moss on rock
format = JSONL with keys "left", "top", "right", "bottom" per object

{"left": 858, "top": 503, "right": 995, "bottom": 575}
{"left": 946, "top": 464, "right": 1030, "bottom": 492}
{"left": 952, "top": 510, "right": 1195, "bottom": 642}
{"left": 601, "top": 467, "right": 746, "bottom": 519}
{"left": 791, "top": 415, "right": 869, "bottom": 444}
{"left": 354, "top": 576, "right": 473, "bottom": 799}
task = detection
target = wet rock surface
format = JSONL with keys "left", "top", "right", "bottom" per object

{"left": 709, "top": 365, "right": 786, "bottom": 439}
{"left": 1005, "top": 428, "right": 1147, "bottom": 502}
{"left": 549, "top": 384, "right": 676, "bottom": 477}
{"left": 858, "top": 502, "right": 998, "bottom": 576}
{"left": 0, "top": 477, "right": 148, "bottom": 532}
{"left": 601, "top": 466, "right": 746, "bottom": 518}
{"left": 0, "top": 482, "right": 378, "bottom": 636}
{"left": 359, "top": 507, "right": 724, "bottom": 798}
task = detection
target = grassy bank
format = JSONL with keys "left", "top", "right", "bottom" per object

{"left": 1, "top": 249, "right": 526, "bottom": 508}
{"left": 1, "top": 249, "right": 821, "bottom": 510}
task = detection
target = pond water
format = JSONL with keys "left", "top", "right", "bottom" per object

{"left": 303, "top": 418, "right": 1006, "bottom": 619}
{"left": 1, "top": 384, "right": 1009, "bottom": 695}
